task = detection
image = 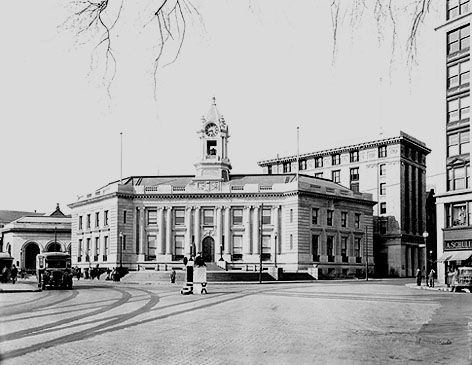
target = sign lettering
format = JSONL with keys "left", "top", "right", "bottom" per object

{"left": 445, "top": 240, "right": 472, "bottom": 250}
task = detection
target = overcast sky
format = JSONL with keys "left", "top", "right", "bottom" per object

{"left": 0, "top": 1, "right": 443, "bottom": 214}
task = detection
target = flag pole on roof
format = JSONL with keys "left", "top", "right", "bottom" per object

{"left": 120, "top": 132, "right": 123, "bottom": 184}
{"left": 296, "top": 126, "right": 300, "bottom": 181}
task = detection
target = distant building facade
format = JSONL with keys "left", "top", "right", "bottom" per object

{"left": 435, "top": 2, "right": 472, "bottom": 284}
{"left": 258, "top": 132, "right": 431, "bottom": 277}
{"left": 68, "top": 100, "right": 375, "bottom": 276}
{"left": 0, "top": 205, "right": 71, "bottom": 272}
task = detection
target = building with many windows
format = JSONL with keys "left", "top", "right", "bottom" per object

{"left": 435, "top": 1, "right": 472, "bottom": 284}
{"left": 257, "top": 132, "right": 431, "bottom": 277}
{"left": 68, "top": 100, "right": 375, "bottom": 276}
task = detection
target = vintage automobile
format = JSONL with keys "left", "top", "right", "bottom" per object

{"left": 451, "top": 267, "right": 472, "bottom": 292}
{"left": 36, "top": 252, "right": 73, "bottom": 290}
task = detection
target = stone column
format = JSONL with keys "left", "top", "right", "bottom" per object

{"left": 158, "top": 207, "right": 165, "bottom": 255}
{"left": 272, "top": 205, "right": 280, "bottom": 257}
{"left": 253, "top": 205, "right": 260, "bottom": 255}
{"left": 243, "top": 206, "right": 251, "bottom": 254}
{"left": 139, "top": 207, "right": 146, "bottom": 256}
{"left": 216, "top": 206, "right": 223, "bottom": 260}
{"left": 166, "top": 207, "right": 173, "bottom": 255}
{"left": 194, "top": 207, "right": 201, "bottom": 253}
{"left": 185, "top": 207, "right": 192, "bottom": 256}
{"left": 224, "top": 206, "right": 231, "bottom": 255}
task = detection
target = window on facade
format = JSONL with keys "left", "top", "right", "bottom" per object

{"left": 311, "top": 208, "right": 319, "bottom": 225}
{"left": 327, "top": 210, "right": 334, "bottom": 226}
{"left": 95, "top": 212, "right": 99, "bottom": 228}
{"left": 232, "top": 208, "right": 243, "bottom": 225}
{"left": 380, "top": 202, "right": 387, "bottom": 214}
{"left": 327, "top": 236, "right": 334, "bottom": 261}
{"left": 379, "top": 164, "right": 386, "bottom": 176}
{"left": 315, "top": 172, "right": 323, "bottom": 178}
{"left": 448, "top": 95, "right": 470, "bottom": 123}
{"left": 290, "top": 234, "right": 293, "bottom": 250}
{"left": 350, "top": 167, "right": 359, "bottom": 181}
{"left": 283, "top": 162, "right": 291, "bottom": 173}
{"left": 262, "top": 208, "right": 271, "bottom": 225}
{"left": 174, "top": 235, "right": 184, "bottom": 259}
{"left": 341, "top": 212, "right": 347, "bottom": 227}
{"left": 379, "top": 220, "right": 387, "bottom": 234}
{"left": 332, "top": 154, "right": 341, "bottom": 165}
{"left": 448, "top": 164, "right": 470, "bottom": 190}
{"left": 94, "top": 237, "right": 100, "bottom": 257}
{"left": 123, "top": 210, "right": 127, "bottom": 224}
{"left": 267, "top": 165, "right": 272, "bottom": 175}
{"left": 332, "top": 170, "right": 341, "bottom": 183}
{"left": 104, "top": 236, "right": 108, "bottom": 256}
{"left": 262, "top": 235, "right": 271, "bottom": 260}
{"left": 341, "top": 237, "right": 348, "bottom": 261}
{"left": 350, "top": 182, "right": 360, "bottom": 192}
{"left": 448, "top": 0, "right": 471, "bottom": 19}
{"left": 86, "top": 238, "right": 91, "bottom": 260}
{"left": 78, "top": 239, "right": 82, "bottom": 257}
{"left": 147, "top": 236, "right": 157, "bottom": 259}
{"left": 147, "top": 209, "right": 157, "bottom": 225}
{"left": 233, "top": 235, "right": 243, "bottom": 260}
{"left": 354, "top": 238, "right": 361, "bottom": 258}
{"left": 174, "top": 209, "right": 185, "bottom": 225}
{"left": 315, "top": 157, "right": 323, "bottom": 168}
{"left": 447, "top": 202, "right": 472, "bottom": 227}
{"left": 380, "top": 183, "right": 387, "bottom": 195}
{"left": 79, "top": 216, "right": 83, "bottom": 230}
{"left": 312, "top": 235, "right": 319, "bottom": 261}
{"left": 290, "top": 209, "right": 293, "bottom": 223}
{"left": 448, "top": 59, "right": 470, "bottom": 90}
{"left": 355, "top": 214, "right": 361, "bottom": 229}
{"left": 448, "top": 25, "right": 470, "bottom": 55}
{"left": 86, "top": 214, "right": 91, "bottom": 229}
{"left": 203, "top": 209, "right": 214, "bottom": 225}
{"left": 378, "top": 146, "right": 387, "bottom": 158}
{"left": 350, "top": 150, "right": 359, "bottom": 162}
{"left": 104, "top": 210, "right": 109, "bottom": 226}
{"left": 299, "top": 159, "right": 307, "bottom": 170}
{"left": 448, "top": 130, "right": 470, "bottom": 157}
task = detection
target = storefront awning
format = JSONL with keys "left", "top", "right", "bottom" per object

{"left": 438, "top": 251, "right": 472, "bottom": 262}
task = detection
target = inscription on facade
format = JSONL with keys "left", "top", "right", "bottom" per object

{"left": 445, "top": 240, "right": 472, "bottom": 250}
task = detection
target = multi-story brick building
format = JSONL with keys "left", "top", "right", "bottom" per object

{"left": 435, "top": 1, "right": 472, "bottom": 284}
{"left": 68, "top": 100, "right": 375, "bottom": 276}
{"left": 258, "top": 132, "right": 431, "bottom": 277}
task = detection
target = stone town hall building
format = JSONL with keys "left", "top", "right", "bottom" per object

{"left": 69, "top": 100, "right": 375, "bottom": 276}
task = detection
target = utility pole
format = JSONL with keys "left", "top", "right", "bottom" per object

{"left": 365, "top": 225, "right": 368, "bottom": 281}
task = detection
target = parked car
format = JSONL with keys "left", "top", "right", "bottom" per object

{"left": 451, "top": 267, "right": 472, "bottom": 292}
{"left": 36, "top": 252, "right": 73, "bottom": 290}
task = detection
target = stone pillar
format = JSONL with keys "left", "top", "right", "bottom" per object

{"left": 243, "top": 206, "right": 251, "bottom": 254}
{"left": 139, "top": 207, "right": 146, "bottom": 256}
{"left": 272, "top": 205, "right": 280, "bottom": 257}
{"left": 194, "top": 207, "right": 201, "bottom": 253}
{"left": 166, "top": 207, "right": 173, "bottom": 255}
{"left": 253, "top": 205, "right": 260, "bottom": 255}
{"left": 224, "top": 206, "right": 231, "bottom": 255}
{"left": 185, "top": 207, "right": 192, "bottom": 257}
{"left": 216, "top": 206, "right": 223, "bottom": 260}
{"left": 158, "top": 207, "right": 165, "bottom": 255}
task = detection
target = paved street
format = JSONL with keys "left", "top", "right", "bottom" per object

{"left": 0, "top": 278, "right": 471, "bottom": 364}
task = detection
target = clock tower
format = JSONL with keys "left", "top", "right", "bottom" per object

{"left": 194, "top": 98, "right": 232, "bottom": 183}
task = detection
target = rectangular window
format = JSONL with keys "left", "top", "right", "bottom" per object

{"left": 448, "top": 130, "right": 470, "bottom": 157}
{"left": 233, "top": 235, "right": 243, "bottom": 260}
{"left": 232, "top": 208, "right": 243, "bottom": 225}
{"left": 448, "top": 59, "right": 470, "bottom": 89}
{"left": 290, "top": 209, "right": 293, "bottom": 223}
{"left": 350, "top": 182, "right": 359, "bottom": 192}
{"left": 147, "top": 209, "right": 157, "bottom": 225}
{"left": 448, "top": 0, "right": 471, "bottom": 19}
{"left": 311, "top": 208, "right": 319, "bottom": 225}
{"left": 448, "top": 95, "right": 470, "bottom": 123}
{"left": 380, "top": 202, "right": 387, "bottom": 214}
{"left": 332, "top": 170, "right": 340, "bottom": 183}
{"left": 262, "top": 208, "right": 271, "bottom": 225}
{"left": 95, "top": 212, "right": 100, "bottom": 228}
{"left": 314, "top": 172, "right": 323, "bottom": 178}
{"left": 350, "top": 150, "right": 359, "bottom": 162}
{"left": 327, "top": 210, "right": 333, "bottom": 226}
{"left": 87, "top": 214, "right": 91, "bottom": 229}
{"left": 448, "top": 165, "right": 470, "bottom": 190}
{"left": 283, "top": 162, "right": 291, "bottom": 173}
{"left": 448, "top": 25, "right": 470, "bottom": 54}
{"left": 315, "top": 157, "right": 323, "bottom": 168}
{"left": 354, "top": 238, "right": 361, "bottom": 258}
{"left": 299, "top": 159, "right": 307, "bottom": 170}
{"left": 378, "top": 146, "right": 387, "bottom": 158}
{"left": 379, "top": 220, "right": 387, "bottom": 234}
{"left": 262, "top": 235, "right": 271, "bottom": 261}
{"left": 95, "top": 237, "right": 100, "bottom": 256}
{"left": 327, "top": 236, "right": 334, "bottom": 262}
{"left": 123, "top": 210, "right": 127, "bottom": 224}
{"left": 267, "top": 165, "right": 272, "bottom": 175}
{"left": 174, "top": 235, "right": 184, "bottom": 260}
{"left": 341, "top": 212, "right": 347, "bottom": 227}
{"left": 203, "top": 209, "right": 214, "bottom": 225}
{"left": 380, "top": 183, "right": 386, "bottom": 195}
{"left": 78, "top": 239, "right": 82, "bottom": 257}
{"left": 350, "top": 167, "right": 359, "bottom": 181}
{"left": 122, "top": 234, "right": 126, "bottom": 250}
{"left": 174, "top": 209, "right": 185, "bottom": 225}
{"left": 104, "top": 236, "right": 109, "bottom": 255}
{"left": 79, "top": 216, "right": 83, "bottom": 230}
{"left": 104, "top": 210, "right": 109, "bottom": 226}
{"left": 355, "top": 214, "right": 361, "bottom": 229}
{"left": 86, "top": 238, "right": 91, "bottom": 260}
{"left": 332, "top": 154, "right": 341, "bottom": 165}
{"left": 379, "top": 164, "right": 386, "bottom": 176}
{"left": 312, "top": 235, "right": 319, "bottom": 261}
{"left": 341, "top": 237, "right": 348, "bottom": 262}
{"left": 147, "top": 236, "right": 157, "bottom": 259}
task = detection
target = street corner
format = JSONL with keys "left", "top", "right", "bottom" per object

{"left": 0, "top": 280, "right": 41, "bottom": 293}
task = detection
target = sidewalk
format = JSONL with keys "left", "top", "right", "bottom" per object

{"left": 405, "top": 282, "right": 452, "bottom": 292}
{"left": 0, "top": 278, "right": 40, "bottom": 293}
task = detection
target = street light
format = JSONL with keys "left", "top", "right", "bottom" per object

{"left": 422, "top": 231, "right": 429, "bottom": 284}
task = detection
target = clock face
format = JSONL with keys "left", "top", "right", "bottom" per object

{"left": 205, "top": 123, "right": 219, "bottom": 137}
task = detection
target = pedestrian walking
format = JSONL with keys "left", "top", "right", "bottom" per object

{"left": 2, "top": 265, "right": 10, "bottom": 283}
{"left": 10, "top": 265, "right": 18, "bottom": 284}
{"left": 170, "top": 269, "right": 176, "bottom": 283}
{"left": 428, "top": 268, "right": 435, "bottom": 288}
{"left": 415, "top": 268, "right": 422, "bottom": 286}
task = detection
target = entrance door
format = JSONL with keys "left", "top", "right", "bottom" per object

{"left": 202, "top": 237, "right": 214, "bottom": 263}
{"left": 24, "top": 243, "right": 40, "bottom": 272}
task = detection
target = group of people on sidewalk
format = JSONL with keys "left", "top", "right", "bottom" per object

{"left": 1, "top": 264, "right": 18, "bottom": 284}
{"left": 415, "top": 268, "right": 436, "bottom": 287}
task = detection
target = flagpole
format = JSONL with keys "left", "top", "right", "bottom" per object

{"left": 296, "top": 126, "right": 300, "bottom": 180}
{"left": 120, "top": 132, "right": 123, "bottom": 184}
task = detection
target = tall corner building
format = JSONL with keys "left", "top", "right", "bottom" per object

{"left": 435, "top": 1, "right": 472, "bottom": 284}
{"left": 258, "top": 131, "right": 431, "bottom": 277}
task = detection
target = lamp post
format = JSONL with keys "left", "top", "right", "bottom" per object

{"left": 422, "top": 231, "right": 429, "bottom": 285}
{"left": 274, "top": 232, "right": 277, "bottom": 268}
